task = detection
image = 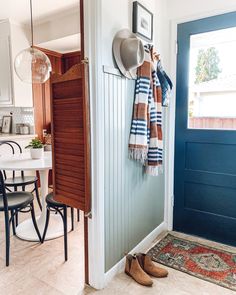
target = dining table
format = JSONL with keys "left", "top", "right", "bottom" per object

{"left": 0, "top": 151, "right": 68, "bottom": 242}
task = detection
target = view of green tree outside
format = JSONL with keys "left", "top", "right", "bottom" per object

{"left": 195, "top": 47, "right": 221, "bottom": 84}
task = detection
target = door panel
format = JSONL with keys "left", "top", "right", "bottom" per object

{"left": 174, "top": 12, "right": 236, "bottom": 245}
{"left": 50, "top": 64, "right": 91, "bottom": 213}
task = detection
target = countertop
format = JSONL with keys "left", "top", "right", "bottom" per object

{"left": 0, "top": 134, "right": 37, "bottom": 140}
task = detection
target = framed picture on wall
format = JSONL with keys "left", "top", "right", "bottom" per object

{"left": 132, "top": 1, "right": 153, "bottom": 41}
{"left": 2, "top": 116, "right": 12, "bottom": 133}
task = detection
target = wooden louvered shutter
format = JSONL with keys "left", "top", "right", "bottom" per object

{"left": 50, "top": 63, "right": 91, "bottom": 213}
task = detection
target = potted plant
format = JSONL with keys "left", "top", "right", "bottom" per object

{"left": 26, "top": 138, "right": 44, "bottom": 159}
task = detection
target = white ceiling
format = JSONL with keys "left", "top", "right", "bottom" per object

{"left": 0, "top": 0, "right": 79, "bottom": 24}
{"left": 38, "top": 34, "right": 81, "bottom": 53}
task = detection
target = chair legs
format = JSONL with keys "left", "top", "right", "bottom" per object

{"left": 42, "top": 208, "right": 50, "bottom": 243}
{"left": 10, "top": 210, "right": 16, "bottom": 236}
{"left": 4, "top": 210, "right": 10, "bottom": 267}
{"left": 63, "top": 207, "right": 68, "bottom": 261}
{"left": 77, "top": 209, "right": 80, "bottom": 222}
{"left": 34, "top": 182, "right": 42, "bottom": 211}
{"left": 15, "top": 212, "right": 18, "bottom": 227}
{"left": 71, "top": 208, "right": 74, "bottom": 231}
{"left": 30, "top": 203, "right": 41, "bottom": 242}
{"left": 42, "top": 206, "right": 68, "bottom": 261}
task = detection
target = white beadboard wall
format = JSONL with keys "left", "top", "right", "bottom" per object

{"left": 103, "top": 70, "right": 165, "bottom": 271}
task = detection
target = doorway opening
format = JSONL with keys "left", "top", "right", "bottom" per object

{"left": 0, "top": 0, "right": 91, "bottom": 294}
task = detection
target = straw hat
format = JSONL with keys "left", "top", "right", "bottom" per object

{"left": 112, "top": 29, "right": 144, "bottom": 79}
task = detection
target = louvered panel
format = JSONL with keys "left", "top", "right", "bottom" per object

{"left": 53, "top": 80, "right": 83, "bottom": 99}
{"left": 50, "top": 64, "right": 91, "bottom": 212}
{"left": 55, "top": 163, "right": 85, "bottom": 174}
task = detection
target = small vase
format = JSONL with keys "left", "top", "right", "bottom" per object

{"left": 30, "top": 148, "right": 44, "bottom": 159}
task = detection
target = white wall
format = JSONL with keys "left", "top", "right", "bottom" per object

{"left": 101, "top": 0, "right": 167, "bottom": 66}
{"left": 166, "top": 0, "right": 236, "bottom": 20}
{"left": 34, "top": 10, "right": 80, "bottom": 45}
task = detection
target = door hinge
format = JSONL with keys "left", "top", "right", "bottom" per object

{"left": 175, "top": 41, "right": 178, "bottom": 55}
{"left": 81, "top": 57, "right": 89, "bottom": 64}
{"left": 171, "top": 195, "right": 174, "bottom": 207}
{"left": 85, "top": 211, "right": 92, "bottom": 219}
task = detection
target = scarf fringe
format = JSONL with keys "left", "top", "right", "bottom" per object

{"left": 129, "top": 148, "right": 148, "bottom": 165}
{"left": 145, "top": 165, "right": 163, "bottom": 176}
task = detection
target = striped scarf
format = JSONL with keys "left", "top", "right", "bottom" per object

{"left": 129, "top": 45, "right": 163, "bottom": 176}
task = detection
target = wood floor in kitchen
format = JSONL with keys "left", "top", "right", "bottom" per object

{"left": 1, "top": 201, "right": 236, "bottom": 295}
{"left": 0, "top": 200, "right": 85, "bottom": 295}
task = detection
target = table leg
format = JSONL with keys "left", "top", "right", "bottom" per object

{"left": 37, "top": 169, "right": 49, "bottom": 225}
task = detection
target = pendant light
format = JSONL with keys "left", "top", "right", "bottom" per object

{"left": 14, "top": 0, "right": 52, "bottom": 84}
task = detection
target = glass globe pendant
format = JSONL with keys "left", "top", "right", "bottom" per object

{"left": 15, "top": 47, "right": 51, "bottom": 83}
{"left": 14, "top": 0, "right": 52, "bottom": 84}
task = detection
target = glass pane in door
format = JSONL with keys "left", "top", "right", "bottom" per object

{"left": 188, "top": 27, "right": 236, "bottom": 130}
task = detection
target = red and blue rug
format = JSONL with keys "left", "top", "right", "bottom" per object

{"left": 147, "top": 234, "right": 236, "bottom": 291}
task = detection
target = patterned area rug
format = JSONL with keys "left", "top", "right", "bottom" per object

{"left": 147, "top": 234, "right": 236, "bottom": 291}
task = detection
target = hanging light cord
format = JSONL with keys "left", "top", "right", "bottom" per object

{"left": 30, "top": 0, "right": 34, "bottom": 47}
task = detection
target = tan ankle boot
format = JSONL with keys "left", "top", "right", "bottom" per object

{"left": 136, "top": 253, "right": 168, "bottom": 278}
{"left": 125, "top": 254, "right": 153, "bottom": 286}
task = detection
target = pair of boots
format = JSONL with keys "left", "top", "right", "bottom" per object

{"left": 125, "top": 253, "right": 168, "bottom": 287}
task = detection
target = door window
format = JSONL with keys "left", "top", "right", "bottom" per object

{"left": 188, "top": 27, "right": 236, "bottom": 130}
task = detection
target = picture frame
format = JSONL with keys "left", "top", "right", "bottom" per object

{"left": 2, "top": 116, "right": 12, "bottom": 134}
{"left": 132, "top": 1, "right": 153, "bottom": 42}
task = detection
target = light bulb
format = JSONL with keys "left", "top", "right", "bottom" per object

{"left": 14, "top": 47, "right": 52, "bottom": 84}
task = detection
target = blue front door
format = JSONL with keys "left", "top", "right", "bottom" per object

{"left": 174, "top": 12, "right": 236, "bottom": 245}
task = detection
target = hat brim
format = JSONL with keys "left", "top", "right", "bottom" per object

{"left": 112, "top": 29, "right": 140, "bottom": 80}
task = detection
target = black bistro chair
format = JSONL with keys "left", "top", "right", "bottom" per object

{"left": 42, "top": 192, "right": 75, "bottom": 261}
{"left": 0, "top": 141, "right": 42, "bottom": 212}
{"left": 0, "top": 170, "right": 41, "bottom": 266}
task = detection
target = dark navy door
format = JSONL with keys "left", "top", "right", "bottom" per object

{"left": 174, "top": 12, "right": 236, "bottom": 245}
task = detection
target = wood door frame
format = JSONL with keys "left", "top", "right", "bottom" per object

{"left": 79, "top": 1, "right": 88, "bottom": 285}
{"left": 83, "top": 0, "right": 106, "bottom": 289}
{"left": 165, "top": 6, "right": 236, "bottom": 234}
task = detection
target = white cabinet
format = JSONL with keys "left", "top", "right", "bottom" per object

{"left": 0, "top": 21, "right": 13, "bottom": 106}
{"left": 10, "top": 22, "right": 33, "bottom": 107}
{"left": 0, "top": 20, "right": 33, "bottom": 107}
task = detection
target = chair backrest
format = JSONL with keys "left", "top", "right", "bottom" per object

{"left": 0, "top": 170, "right": 8, "bottom": 210}
{"left": 0, "top": 140, "right": 23, "bottom": 179}
{"left": 0, "top": 140, "right": 22, "bottom": 154}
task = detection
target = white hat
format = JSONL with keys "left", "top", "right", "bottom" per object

{"left": 112, "top": 29, "right": 145, "bottom": 79}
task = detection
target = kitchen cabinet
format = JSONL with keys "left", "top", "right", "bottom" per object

{"left": 0, "top": 20, "right": 33, "bottom": 107}
{"left": 0, "top": 21, "right": 13, "bottom": 106}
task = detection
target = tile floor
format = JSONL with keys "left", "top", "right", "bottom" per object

{"left": 1, "top": 200, "right": 236, "bottom": 295}
{"left": 83, "top": 232, "right": 236, "bottom": 295}
{"left": 0, "top": 200, "right": 85, "bottom": 295}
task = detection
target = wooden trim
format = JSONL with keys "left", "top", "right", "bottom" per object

{"left": 80, "top": 0, "right": 89, "bottom": 285}
{"left": 83, "top": 64, "right": 91, "bottom": 214}
{"left": 80, "top": 0, "right": 85, "bottom": 61}
{"left": 83, "top": 0, "right": 106, "bottom": 289}
{"left": 103, "top": 65, "right": 122, "bottom": 77}
{"left": 42, "top": 84, "right": 46, "bottom": 130}
{"left": 50, "top": 64, "right": 82, "bottom": 83}
{"left": 33, "top": 46, "right": 63, "bottom": 58}
{"left": 84, "top": 215, "right": 89, "bottom": 284}
{"left": 62, "top": 51, "right": 81, "bottom": 58}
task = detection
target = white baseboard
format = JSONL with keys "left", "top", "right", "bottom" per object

{"left": 104, "top": 221, "right": 167, "bottom": 286}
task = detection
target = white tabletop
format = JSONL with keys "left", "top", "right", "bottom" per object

{"left": 0, "top": 151, "right": 52, "bottom": 171}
